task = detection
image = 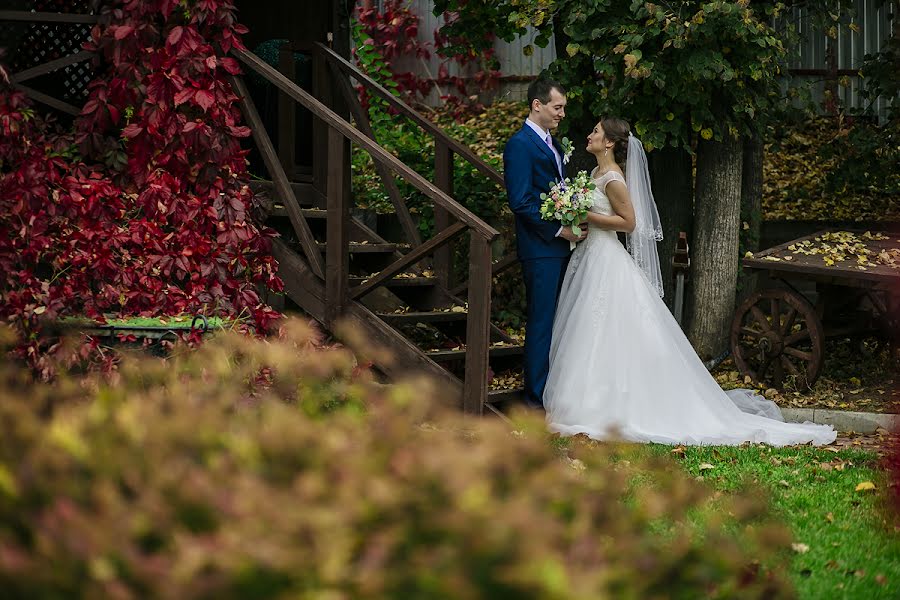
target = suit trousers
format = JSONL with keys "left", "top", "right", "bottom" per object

{"left": 520, "top": 256, "right": 570, "bottom": 410}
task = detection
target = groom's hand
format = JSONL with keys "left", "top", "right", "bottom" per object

{"left": 559, "top": 224, "right": 588, "bottom": 243}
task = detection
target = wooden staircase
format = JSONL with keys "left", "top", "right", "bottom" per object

{"left": 232, "top": 43, "right": 524, "bottom": 414}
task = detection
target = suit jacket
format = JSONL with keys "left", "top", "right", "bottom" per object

{"left": 503, "top": 123, "right": 572, "bottom": 260}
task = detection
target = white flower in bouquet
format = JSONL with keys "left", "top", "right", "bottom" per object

{"left": 539, "top": 171, "right": 596, "bottom": 250}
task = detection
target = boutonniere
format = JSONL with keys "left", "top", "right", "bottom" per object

{"left": 561, "top": 137, "right": 574, "bottom": 164}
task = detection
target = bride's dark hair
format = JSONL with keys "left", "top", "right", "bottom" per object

{"left": 600, "top": 117, "right": 631, "bottom": 168}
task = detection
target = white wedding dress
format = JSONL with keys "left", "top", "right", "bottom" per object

{"left": 543, "top": 171, "right": 836, "bottom": 446}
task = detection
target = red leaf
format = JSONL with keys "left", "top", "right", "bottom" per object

{"left": 194, "top": 89, "right": 215, "bottom": 112}
{"left": 219, "top": 57, "right": 241, "bottom": 75}
{"left": 167, "top": 26, "right": 184, "bottom": 46}
{"left": 174, "top": 88, "right": 194, "bottom": 106}
{"left": 114, "top": 25, "right": 135, "bottom": 40}
{"left": 122, "top": 123, "right": 143, "bottom": 139}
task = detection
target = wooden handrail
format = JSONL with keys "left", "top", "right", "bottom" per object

{"left": 0, "top": 11, "right": 99, "bottom": 24}
{"left": 233, "top": 47, "right": 499, "bottom": 241}
{"left": 314, "top": 42, "right": 504, "bottom": 188}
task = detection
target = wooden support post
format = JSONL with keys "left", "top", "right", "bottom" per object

{"left": 325, "top": 126, "right": 350, "bottom": 327}
{"left": 434, "top": 140, "right": 454, "bottom": 287}
{"left": 277, "top": 44, "right": 297, "bottom": 179}
{"left": 463, "top": 233, "right": 492, "bottom": 414}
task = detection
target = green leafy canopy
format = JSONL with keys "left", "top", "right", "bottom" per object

{"left": 435, "top": 1, "right": 806, "bottom": 151}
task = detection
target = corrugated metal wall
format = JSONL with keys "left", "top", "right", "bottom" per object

{"left": 786, "top": 0, "right": 895, "bottom": 119}
{"left": 399, "top": 0, "right": 557, "bottom": 103}
{"left": 396, "top": 0, "right": 895, "bottom": 116}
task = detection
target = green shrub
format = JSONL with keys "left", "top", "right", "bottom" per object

{"left": 0, "top": 320, "right": 795, "bottom": 598}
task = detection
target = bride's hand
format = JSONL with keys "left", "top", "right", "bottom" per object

{"left": 560, "top": 224, "right": 588, "bottom": 243}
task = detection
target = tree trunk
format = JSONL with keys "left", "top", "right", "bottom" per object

{"left": 686, "top": 136, "right": 743, "bottom": 360}
{"left": 648, "top": 145, "right": 693, "bottom": 310}
{"left": 738, "top": 133, "right": 763, "bottom": 301}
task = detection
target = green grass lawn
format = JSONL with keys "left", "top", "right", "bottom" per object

{"left": 639, "top": 443, "right": 900, "bottom": 599}
{"left": 57, "top": 314, "right": 232, "bottom": 329}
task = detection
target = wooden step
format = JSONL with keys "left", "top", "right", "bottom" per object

{"left": 250, "top": 180, "right": 321, "bottom": 208}
{"left": 425, "top": 343, "right": 524, "bottom": 362}
{"left": 350, "top": 274, "right": 438, "bottom": 287}
{"left": 266, "top": 207, "right": 326, "bottom": 218}
{"left": 271, "top": 237, "right": 463, "bottom": 395}
{"left": 316, "top": 241, "right": 400, "bottom": 253}
{"left": 486, "top": 388, "right": 524, "bottom": 404}
{"left": 377, "top": 309, "right": 468, "bottom": 324}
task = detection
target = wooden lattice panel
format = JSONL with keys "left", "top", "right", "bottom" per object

{"left": 4, "top": 0, "right": 103, "bottom": 106}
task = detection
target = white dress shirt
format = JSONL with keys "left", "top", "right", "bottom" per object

{"left": 525, "top": 118, "right": 563, "bottom": 175}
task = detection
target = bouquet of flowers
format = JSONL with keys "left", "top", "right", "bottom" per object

{"left": 539, "top": 171, "right": 596, "bottom": 250}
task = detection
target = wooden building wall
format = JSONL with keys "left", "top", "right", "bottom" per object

{"left": 236, "top": 0, "right": 352, "bottom": 57}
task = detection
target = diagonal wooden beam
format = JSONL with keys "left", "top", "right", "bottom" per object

{"left": 10, "top": 49, "right": 94, "bottom": 84}
{"left": 13, "top": 83, "right": 81, "bottom": 116}
{"left": 230, "top": 75, "right": 325, "bottom": 279}
{"left": 350, "top": 221, "right": 467, "bottom": 300}
{"left": 328, "top": 60, "right": 422, "bottom": 248}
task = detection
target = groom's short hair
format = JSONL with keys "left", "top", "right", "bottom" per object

{"left": 527, "top": 78, "right": 566, "bottom": 107}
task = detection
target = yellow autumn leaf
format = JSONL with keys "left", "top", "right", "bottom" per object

{"left": 855, "top": 481, "right": 876, "bottom": 492}
{"left": 791, "top": 542, "right": 810, "bottom": 554}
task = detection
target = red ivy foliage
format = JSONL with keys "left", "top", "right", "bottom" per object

{"left": 354, "top": 0, "right": 500, "bottom": 115}
{"left": 356, "top": 0, "right": 432, "bottom": 101}
{"left": 0, "top": 0, "right": 283, "bottom": 377}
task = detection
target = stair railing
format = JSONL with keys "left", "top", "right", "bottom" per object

{"left": 314, "top": 43, "right": 519, "bottom": 294}
{"left": 231, "top": 47, "right": 498, "bottom": 413}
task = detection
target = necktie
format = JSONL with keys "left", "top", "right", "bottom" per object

{"left": 545, "top": 133, "right": 553, "bottom": 149}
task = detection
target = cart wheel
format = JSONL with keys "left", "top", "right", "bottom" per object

{"left": 730, "top": 288, "right": 824, "bottom": 390}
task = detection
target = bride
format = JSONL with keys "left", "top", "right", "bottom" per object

{"left": 543, "top": 117, "right": 836, "bottom": 446}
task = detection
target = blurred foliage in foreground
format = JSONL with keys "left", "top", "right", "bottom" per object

{"left": 0, "top": 320, "right": 795, "bottom": 599}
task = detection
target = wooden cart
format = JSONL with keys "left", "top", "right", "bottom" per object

{"left": 730, "top": 229, "right": 900, "bottom": 390}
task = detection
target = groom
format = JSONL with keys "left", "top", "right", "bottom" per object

{"left": 504, "top": 78, "right": 586, "bottom": 410}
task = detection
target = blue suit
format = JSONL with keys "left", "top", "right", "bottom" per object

{"left": 503, "top": 123, "right": 572, "bottom": 409}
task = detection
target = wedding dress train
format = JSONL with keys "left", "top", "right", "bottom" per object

{"left": 543, "top": 171, "right": 836, "bottom": 446}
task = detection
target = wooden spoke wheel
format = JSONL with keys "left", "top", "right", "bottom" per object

{"left": 730, "top": 288, "right": 824, "bottom": 390}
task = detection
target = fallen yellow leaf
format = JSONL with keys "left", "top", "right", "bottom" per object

{"left": 791, "top": 542, "right": 810, "bottom": 554}
{"left": 855, "top": 481, "right": 876, "bottom": 492}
